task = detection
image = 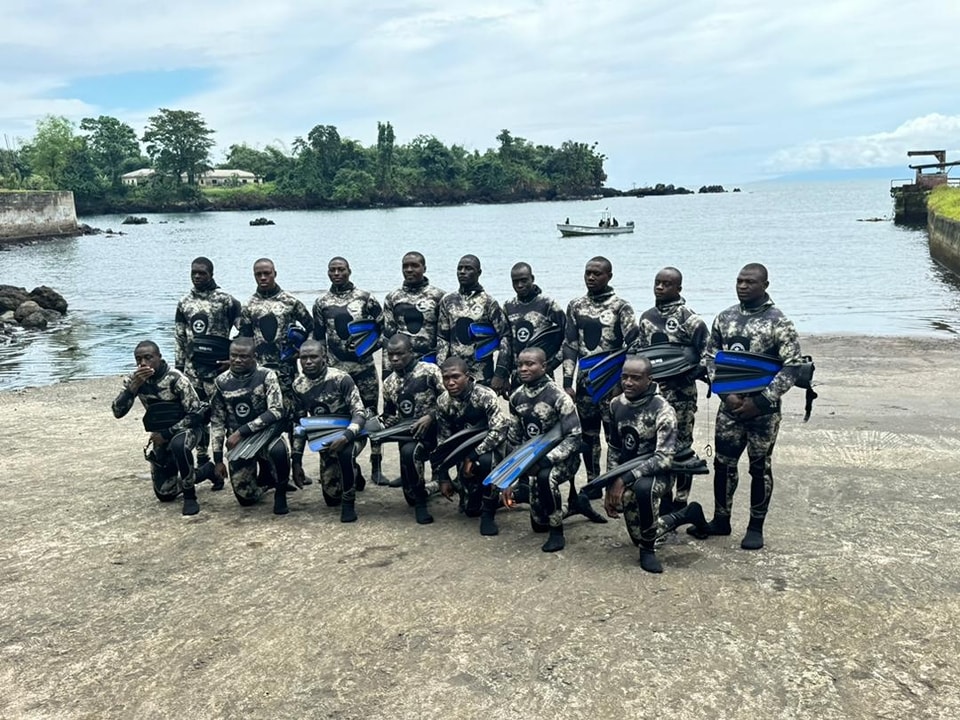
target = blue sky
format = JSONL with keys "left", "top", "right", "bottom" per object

{"left": 2, "top": 1, "right": 959, "bottom": 187}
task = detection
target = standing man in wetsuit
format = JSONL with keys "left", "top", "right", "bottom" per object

{"left": 496, "top": 262, "right": 566, "bottom": 391}
{"left": 436, "top": 255, "right": 507, "bottom": 388}
{"left": 290, "top": 340, "right": 367, "bottom": 523}
{"left": 603, "top": 355, "right": 708, "bottom": 573}
{"left": 174, "top": 256, "right": 241, "bottom": 469}
{"left": 503, "top": 347, "right": 582, "bottom": 552}
{"left": 434, "top": 356, "right": 510, "bottom": 535}
{"left": 312, "top": 256, "right": 383, "bottom": 489}
{"left": 380, "top": 334, "right": 443, "bottom": 524}
{"left": 634, "top": 267, "right": 708, "bottom": 513}
{"left": 380, "top": 251, "right": 445, "bottom": 486}
{"left": 210, "top": 337, "right": 291, "bottom": 514}
{"left": 562, "top": 256, "right": 638, "bottom": 523}
{"left": 689, "top": 263, "right": 802, "bottom": 550}
{"left": 112, "top": 340, "right": 209, "bottom": 515}
{"left": 238, "top": 258, "right": 312, "bottom": 487}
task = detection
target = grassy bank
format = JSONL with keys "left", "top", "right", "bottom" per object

{"left": 927, "top": 185, "right": 960, "bottom": 221}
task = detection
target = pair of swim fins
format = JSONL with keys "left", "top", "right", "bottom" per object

{"left": 469, "top": 322, "right": 500, "bottom": 361}
{"left": 347, "top": 319, "right": 380, "bottom": 359}
{"left": 711, "top": 350, "right": 783, "bottom": 395}
{"left": 430, "top": 427, "right": 488, "bottom": 474}
{"left": 579, "top": 349, "right": 627, "bottom": 403}
{"left": 482, "top": 424, "right": 563, "bottom": 490}
{"left": 298, "top": 415, "right": 361, "bottom": 452}
{"left": 227, "top": 423, "right": 285, "bottom": 462}
{"left": 582, "top": 447, "right": 709, "bottom": 493}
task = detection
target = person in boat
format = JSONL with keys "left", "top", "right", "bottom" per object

{"left": 434, "top": 356, "right": 510, "bottom": 534}
{"left": 380, "top": 333, "right": 443, "bottom": 524}
{"left": 436, "top": 255, "right": 508, "bottom": 387}
{"left": 565, "top": 217, "right": 570, "bottom": 225}
{"left": 380, "top": 251, "right": 446, "bottom": 486}
{"left": 112, "top": 340, "right": 210, "bottom": 516}
{"left": 612, "top": 217, "right": 619, "bottom": 227}
{"left": 561, "top": 256, "right": 638, "bottom": 524}
{"left": 209, "top": 337, "right": 291, "bottom": 514}
{"left": 312, "top": 256, "right": 383, "bottom": 491}
{"left": 603, "top": 355, "right": 708, "bottom": 573}
{"left": 496, "top": 262, "right": 566, "bottom": 391}
{"left": 633, "top": 267, "right": 708, "bottom": 515}
{"left": 688, "top": 263, "right": 802, "bottom": 550}
{"left": 290, "top": 340, "right": 367, "bottom": 523}
{"left": 174, "top": 256, "right": 241, "bottom": 469}
{"left": 502, "top": 347, "right": 582, "bottom": 552}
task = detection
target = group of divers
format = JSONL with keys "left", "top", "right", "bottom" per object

{"left": 112, "top": 251, "right": 815, "bottom": 573}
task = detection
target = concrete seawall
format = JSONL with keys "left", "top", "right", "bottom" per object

{"left": 0, "top": 190, "right": 78, "bottom": 241}
{"left": 928, "top": 209, "right": 960, "bottom": 275}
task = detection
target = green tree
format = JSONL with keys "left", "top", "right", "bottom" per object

{"left": 331, "top": 168, "right": 376, "bottom": 206}
{"left": 222, "top": 143, "right": 291, "bottom": 182}
{"left": 20, "top": 115, "right": 83, "bottom": 189}
{"left": 375, "top": 121, "right": 395, "bottom": 194}
{"left": 142, "top": 109, "right": 215, "bottom": 184}
{"left": 79, "top": 115, "right": 141, "bottom": 187}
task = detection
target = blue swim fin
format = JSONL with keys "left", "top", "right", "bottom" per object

{"left": 299, "top": 416, "right": 352, "bottom": 431}
{"left": 714, "top": 350, "right": 783, "bottom": 375}
{"left": 586, "top": 369, "right": 623, "bottom": 403}
{"left": 347, "top": 319, "right": 381, "bottom": 359}
{"left": 469, "top": 322, "right": 498, "bottom": 339}
{"left": 483, "top": 425, "right": 563, "bottom": 490}
{"left": 474, "top": 336, "right": 500, "bottom": 361}
{"left": 307, "top": 428, "right": 370, "bottom": 452}
{"left": 711, "top": 373, "right": 776, "bottom": 395}
{"left": 431, "top": 428, "right": 488, "bottom": 473}
{"left": 419, "top": 352, "right": 438, "bottom": 364}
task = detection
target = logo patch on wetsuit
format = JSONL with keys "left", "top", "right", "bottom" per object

{"left": 313, "top": 403, "right": 330, "bottom": 416}
{"left": 416, "top": 299, "right": 432, "bottom": 312}
{"left": 665, "top": 317, "right": 680, "bottom": 333}
{"left": 526, "top": 422, "right": 542, "bottom": 437}
{"left": 192, "top": 318, "right": 207, "bottom": 334}
{"left": 622, "top": 427, "right": 639, "bottom": 453}
{"left": 516, "top": 326, "right": 532, "bottom": 343}
{"left": 236, "top": 402, "right": 251, "bottom": 418}
{"left": 399, "top": 399, "right": 415, "bottom": 416}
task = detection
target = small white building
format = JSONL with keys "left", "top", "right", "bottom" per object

{"left": 120, "top": 168, "right": 156, "bottom": 186}
{"left": 196, "top": 169, "right": 263, "bottom": 186}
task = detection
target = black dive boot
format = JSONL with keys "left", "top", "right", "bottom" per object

{"left": 414, "top": 494, "right": 434, "bottom": 525}
{"left": 196, "top": 461, "right": 224, "bottom": 491}
{"left": 479, "top": 498, "right": 499, "bottom": 536}
{"left": 687, "top": 514, "right": 731, "bottom": 539}
{"left": 639, "top": 545, "right": 663, "bottom": 574}
{"left": 370, "top": 453, "right": 387, "bottom": 486}
{"left": 182, "top": 488, "right": 199, "bottom": 516}
{"left": 541, "top": 526, "right": 565, "bottom": 553}
{"left": 354, "top": 463, "right": 366, "bottom": 492}
{"left": 273, "top": 485, "right": 289, "bottom": 515}
{"left": 340, "top": 500, "right": 357, "bottom": 523}
{"left": 741, "top": 517, "right": 764, "bottom": 550}
{"left": 574, "top": 489, "right": 608, "bottom": 524}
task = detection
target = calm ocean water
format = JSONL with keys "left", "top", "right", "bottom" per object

{"left": 2, "top": 179, "right": 957, "bottom": 390}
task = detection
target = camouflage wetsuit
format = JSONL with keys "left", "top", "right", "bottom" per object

{"left": 607, "top": 384, "right": 679, "bottom": 551}
{"left": 174, "top": 280, "right": 241, "bottom": 462}
{"left": 291, "top": 367, "right": 367, "bottom": 506}
{"left": 381, "top": 358, "right": 443, "bottom": 507}
{"left": 238, "top": 285, "right": 313, "bottom": 402}
{"left": 707, "top": 294, "right": 801, "bottom": 529}
{"left": 562, "top": 287, "right": 638, "bottom": 481}
{"left": 635, "top": 296, "right": 707, "bottom": 507}
{"left": 112, "top": 361, "right": 207, "bottom": 501}
{"left": 508, "top": 376, "right": 582, "bottom": 529}
{"left": 210, "top": 364, "right": 289, "bottom": 505}
{"left": 382, "top": 277, "right": 445, "bottom": 373}
{"left": 434, "top": 380, "right": 510, "bottom": 516}
{"left": 312, "top": 282, "right": 383, "bottom": 412}
{"left": 436, "top": 285, "right": 507, "bottom": 385}
{"left": 496, "top": 285, "right": 565, "bottom": 389}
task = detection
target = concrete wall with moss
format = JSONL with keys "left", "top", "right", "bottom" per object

{"left": 0, "top": 191, "right": 77, "bottom": 240}
{"left": 928, "top": 210, "right": 960, "bottom": 275}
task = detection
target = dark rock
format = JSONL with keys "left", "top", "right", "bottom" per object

{"left": 121, "top": 216, "right": 148, "bottom": 225}
{"left": 78, "top": 223, "right": 102, "bottom": 235}
{"left": 20, "top": 311, "right": 48, "bottom": 330}
{"left": 41, "top": 309, "right": 63, "bottom": 324}
{"left": 29, "top": 286, "right": 68, "bottom": 314}
{"left": 14, "top": 300, "right": 43, "bottom": 323}
{"left": 0, "top": 295, "right": 20, "bottom": 313}
{"left": 0, "top": 285, "right": 29, "bottom": 304}
{"left": 0, "top": 310, "right": 14, "bottom": 324}
{"left": 249, "top": 217, "right": 275, "bottom": 226}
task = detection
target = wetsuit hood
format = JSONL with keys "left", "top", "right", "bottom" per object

{"left": 458, "top": 283, "right": 485, "bottom": 297}
{"left": 587, "top": 286, "right": 615, "bottom": 302}
{"left": 330, "top": 281, "right": 355, "bottom": 294}
{"left": 192, "top": 279, "right": 219, "bottom": 295}
{"left": 655, "top": 295, "right": 685, "bottom": 312}
{"left": 623, "top": 382, "right": 658, "bottom": 407}
{"left": 739, "top": 293, "right": 774, "bottom": 314}
{"left": 403, "top": 276, "right": 430, "bottom": 292}
{"left": 255, "top": 284, "right": 282, "bottom": 299}
{"left": 517, "top": 284, "right": 542, "bottom": 303}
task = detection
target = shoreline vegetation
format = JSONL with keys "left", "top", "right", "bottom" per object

{"left": 1, "top": 111, "right": 735, "bottom": 215}
{"left": 927, "top": 185, "right": 960, "bottom": 221}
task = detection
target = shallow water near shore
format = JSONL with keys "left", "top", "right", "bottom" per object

{"left": 2, "top": 178, "right": 958, "bottom": 390}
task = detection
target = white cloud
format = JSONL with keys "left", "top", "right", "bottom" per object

{"left": 3, "top": 1, "right": 960, "bottom": 184}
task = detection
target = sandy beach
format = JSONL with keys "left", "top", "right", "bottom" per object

{"left": 1, "top": 335, "right": 958, "bottom": 719}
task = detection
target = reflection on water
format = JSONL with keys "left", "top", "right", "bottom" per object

{"left": 2, "top": 179, "right": 959, "bottom": 390}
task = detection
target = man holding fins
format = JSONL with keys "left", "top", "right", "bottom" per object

{"left": 112, "top": 340, "right": 210, "bottom": 515}
{"left": 689, "top": 263, "right": 803, "bottom": 550}
{"left": 501, "top": 346, "right": 582, "bottom": 552}
{"left": 561, "top": 256, "right": 638, "bottom": 523}
{"left": 209, "top": 337, "right": 291, "bottom": 514}
{"left": 598, "top": 354, "right": 709, "bottom": 573}
{"left": 432, "top": 356, "right": 511, "bottom": 534}
{"left": 290, "top": 339, "right": 367, "bottom": 523}
{"left": 633, "top": 266, "right": 708, "bottom": 515}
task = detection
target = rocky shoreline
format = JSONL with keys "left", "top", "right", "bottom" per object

{"left": 0, "top": 284, "right": 68, "bottom": 334}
